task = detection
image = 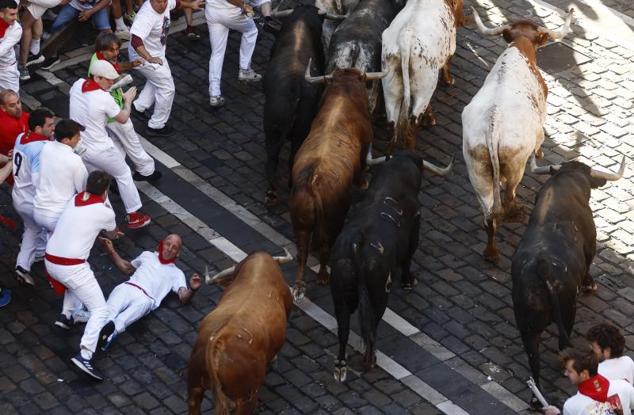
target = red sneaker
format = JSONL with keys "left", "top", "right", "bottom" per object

{"left": 127, "top": 212, "right": 151, "bottom": 229}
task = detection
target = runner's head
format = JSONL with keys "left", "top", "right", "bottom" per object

{"left": 561, "top": 350, "right": 598, "bottom": 385}
{"left": 29, "top": 108, "right": 55, "bottom": 138}
{"left": 159, "top": 234, "right": 182, "bottom": 262}
{"left": 0, "top": 0, "right": 19, "bottom": 26}
{"left": 95, "top": 32, "right": 122, "bottom": 62}
{"left": 150, "top": 0, "right": 169, "bottom": 14}
{"left": 586, "top": 323, "right": 625, "bottom": 361}
{"left": 55, "top": 119, "right": 84, "bottom": 148}
{"left": 86, "top": 170, "right": 112, "bottom": 198}
{"left": 0, "top": 89, "right": 21, "bottom": 118}
{"left": 89, "top": 60, "right": 119, "bottom": 90}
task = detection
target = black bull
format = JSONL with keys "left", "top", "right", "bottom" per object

{"left": 330, "top": 151, "right": 423, "bottom": 382}
{"left": 263, "top": 6, "right": 326, "bottom": 205}
{"left": 511, "top": 158, "right": 624, "bottom": 406}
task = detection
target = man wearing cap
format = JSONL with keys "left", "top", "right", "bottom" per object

{"left": 33, "top": 119, "right": 88, "bottom": 235}
{"left": 45, "top": 170, "right": 122, "bottom": 380}
{"left": 69, "top": 59, "right": 152, "bottom": 229}
{"left": 97, "top": 234, "right": 201, "bottom": 351}
{"left": 12, "top": 108, "right": 56, "bottom": 285}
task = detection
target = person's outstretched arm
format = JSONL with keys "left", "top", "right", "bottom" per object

{"left": 100, "top": 237, "right": 136, "bottom": 276}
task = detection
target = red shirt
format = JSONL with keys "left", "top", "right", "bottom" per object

{"left": 0, "top": 110, "right": 29, "bottom": 156}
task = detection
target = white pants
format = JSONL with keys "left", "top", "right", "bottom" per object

{"left": 27, "top": 0, "right": 61, "bottom": 19}
{"left": 205, "top": 5, "right": 258, "bottom": 97}
{"left": 14, "top": 200, "right": 47, "bottom": 271}
{"left": 45, "top": 261, "right": 109, "bottom": 359}
{"left": 133, "top": 61, "right": 174, "bottom": 129}
{"left": 82, "top": 146, "right": 142, "bottom": 214}
{"left": 106, "top": 283, "right": 154, "bottom": 333}
{"left": 33, "top": 207, "right": 62, "bottom": 236}
{"left": 107, "top": 119, "right": 156, "bottom": 176}
{"left": 0, "top": 63, "right": 19, "bottom": 94}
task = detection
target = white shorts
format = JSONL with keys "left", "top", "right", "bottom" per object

{"left": 25, "top": 0, "right": 61, "bottom": 19}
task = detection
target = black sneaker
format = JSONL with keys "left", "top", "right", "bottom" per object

{"left": 133, "top": 170, "right": 162, "bottom": 182}
{"left": 16, "top": 266, "right": 35, "bottom": 285}
{"left": 26, "top": 53, "right": 45, "bottom": 67}
{"left": 71, "top": 354, "right": 104, "bottom": 381}
{"left": 146, "top": 125, "right": 174, "bottom": 137}
{"left": 98, "top": 321, "right": 115, "bottom": 349}
{"left": 54, "top": 313, "right": 74, "bottom": 329}
{"left": 18, "top": 66, "right": 30, "bottom": 81}
{"left": 131, "top": 106, "right": 149, "bottom": 121}
{"left": 41, "top": 56, "right": 61, "bottom": 70}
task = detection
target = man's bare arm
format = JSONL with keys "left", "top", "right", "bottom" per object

{"left": 177, "top": 273, "right": 202, "bottom": 304}
{"left": 100, "top": 237, "right": 136, "bottom": 276}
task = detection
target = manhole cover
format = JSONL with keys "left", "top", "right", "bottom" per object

{"left": 538, "top": 42, "right": 592, "bottom": 74}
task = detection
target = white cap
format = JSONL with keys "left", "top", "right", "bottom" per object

{"left": 89, "top": 59, "right": 119, "bottom": 80}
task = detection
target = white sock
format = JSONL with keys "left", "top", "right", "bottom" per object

{"left": 115, "top": 17, "right": 127, "bottom": 31}
{"left": 30, "top": 38, "right": 41, "bottom": 55}
{"left": 80, "top": 348, "right": 93, "bottom": 360}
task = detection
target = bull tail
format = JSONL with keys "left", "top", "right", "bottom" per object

{"left": 291, "top": 163, "right": 325, "bottom": 228}
{"left": 206, "top": 333, "right": 235, "bottom": 413}
{"left": 396, "top": 35, "right": 412, "bottom": 144}
{"left": 536, "top": 257, "right": 571, "bottom": 350}
{"left": 357, "top": 263, "right": 376, "bottom": 355}
{"left": 486, "top": 107, "right": 502, "bottom": 219}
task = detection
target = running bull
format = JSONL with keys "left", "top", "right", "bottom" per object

{"left": 187, "top": 250, "right": 293, "bottom": 414}
{"left": 289, "top": 63, "right": 386, "bottom": 301}
{"left": 512, "top": 156, "right": 624, "bottom": 408}
{"left": 463, "top": 8, "right": 574, "bottom": 262}
{"left": 330, "top": 150, "right": 452, "bottom": 381}
{"left": 382, "top": 0, "right": 466, "bottom": 150}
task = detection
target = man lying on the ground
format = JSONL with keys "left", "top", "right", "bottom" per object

{"left": 98, "top": 234, "right": 201, "bottom": 351}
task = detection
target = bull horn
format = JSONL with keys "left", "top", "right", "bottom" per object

{"left": 366, "top": 144, "right": 387, "bottom": 166}
{"left": 538, "top": 8, "right": 575, "bottom": 41}
{"left": 304, "top": 58, "right": 332, "bottom": 84}
{"left": 206, "top": 265, "right": 236, "bottom": 285}
{"left": 422, "top": 156, "right": 454, "bottom": 176}
{"left": 590, "top": 155, "right": 626, "bottom": 181}
{"left": 365, "top": 71, "right": 388, "bottom": 81}
{"left": 529, "top": 154, "right": 560, "bottom": 175}
{"left": 317, "top": 9, "right": 348, "bottom": 20}
{"left": 273, "top": 0, "right": 285, "bottom": 12}
{"left": 272, "top": 248, "right": 293, "bottom": 264}
{"left": 271, "top": 9, "right": 294, "bottom": 17}
{"left": 471, "top": 7, "right": 510, "bottom": 36}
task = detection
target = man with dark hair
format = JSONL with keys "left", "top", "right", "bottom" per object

{"left": 587, "top": 323, "right": 634, "bottom": 384}
{"left": 33, "top": 118, "right": 88, "bottom": 234}
{"left": 0, "top": 89, "right": 29, "bottom": 158}
{"left": 554, "top": 350, "right": 634, "bottom": 415}
{"left": 12, "top": 107, "right": 55, "bottom": 285}
{"left": 0, "top": 0, "right": 22, "bottom": 93}
{"left": 45, "top": 170, "right": 120, "bottom": 381}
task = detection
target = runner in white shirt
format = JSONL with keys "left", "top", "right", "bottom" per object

{"left": 128, "top": 0, "right": 203, "bottom": 135}
{"left": 33, "top": 119, "right": 88, "bottom": 234}
{"left": 97, "top": 234, "right": 201, "bottom": 351}
{"left": 45, "top": 170, "right": 121, "bottom": 381}
{"left": 69, "top": 59, "right": 152, "bottom": 229}
{"left": 587, "top": 323, "right": 634, "bottom": 384}
{"left": 0, "top": 0, "right": 22, "bottom": 93}
{"left": 12, "top": 108, "right": 55, "bottom": 285}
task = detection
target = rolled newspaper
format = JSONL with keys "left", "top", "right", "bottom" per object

{"left": 527, "top": 377, "right": 549, "bottom": 408}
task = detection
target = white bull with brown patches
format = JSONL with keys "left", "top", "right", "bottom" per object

{"left": 462, "top": 8, "right": 575, "bottom": 262}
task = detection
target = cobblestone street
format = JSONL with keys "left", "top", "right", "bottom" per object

{"left": 0, "top": 0, "right": 632, "bottom": 413}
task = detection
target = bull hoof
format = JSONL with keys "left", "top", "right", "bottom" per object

{"left": 401, "top": 278, "right": 418, "bottom": 291}
{"left": 582, "top": 283, "right": 598, "bottom": 293}
{"left": 334, "top": 360, "right": 347, "bottom": 382}
{"left": 442, "top": 76, "right": 455, "bottom": 86}
{"left": 264, "top": 190, "right": 278, "bottom": 206}
{"left": 504, "top": 204, "right": 526, "bottom": 223}
{"left": 483, "top": 247, "right": 499, "bottom": 263}
{"left": 363, "top": 352, "right": 377, "bottom": 370}
{"left": 317, "top": 271, "right": 330, "bottom": 286}
{"left": 292, "top": 282, "right": 306, "bottom": 303}
{"left": 535, "top": 148, "right": 545, "bottom": 159}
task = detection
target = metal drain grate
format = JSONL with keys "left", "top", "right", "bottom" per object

{"left": 537, "top": 42, "right": 592, "bottom": 74}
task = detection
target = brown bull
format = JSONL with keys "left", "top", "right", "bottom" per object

{"left": 289, "top": 62, "right": 386, "bottom": 301}
{"left": 187, "top": 251, "right": 293, "bottom": 415}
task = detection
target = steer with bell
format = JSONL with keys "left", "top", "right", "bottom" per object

{"left": 187, "top": 251, "right": 293, "bottom": 415}
{"left": 289, "top": 62, "right": 386, "bottom": 301}
{"left": 512, "top": 156, "right": 625, "bottom": 408}
{"left": 330, "top": 150, "right": 452, "bottom": 381}
{"left": 463, "top": 8, "right": 574, "bottom": 262}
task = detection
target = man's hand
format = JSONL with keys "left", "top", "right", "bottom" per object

{"left": 542, "top": 405, "right": 560, "bottom": 415}
{"left": 60, "top": 0, "right": 70, "bottom": 4}
{"left": 242, "top": 3, "right": 254, "bottom": 17}
{"left": 78, "top": 10, "right": 93, "bottom": 22}
{"left": 146, "top": 56, "right": 163, "bottom": 65}
{"left": 123, "top": 86, "right": 137, "bottom": 103}
{"left": 99, "top": 237, "right": 116, "bottom": 254}
{"left": 131, "top": 59, "right": 143, "bottom": 68}
{"left": 190, "top": 0, "right": 205, "bottom": 11}
{"left": 190, "top": 273, "right": 202, "bottom": 291}
{"left": 7, "top": 149, "right": 12, "bottom": 159}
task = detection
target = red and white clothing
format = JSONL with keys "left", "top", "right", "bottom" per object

{"left": 563, "top": 374, "right": 634, "bottom": 415}
{"left": 23, "top": 0, "right": 62, "bottom": 20}
{"left": 129, "top": 0, "right": 177, "bottom": 129}
{"left": 0, "top": 109, "right": 29, "bottom": 156}
{"left": 106, "top": 250, "right": 186, "bottom": 333}
{"left": 0, "top": 19, "right": 22, "bottom": 93}
{"left": 33, "top": 141, "right": 88, "bottom": 233}
{"left": 600, "top": 356, "right": 634, "bottom": 384}
{"left": 45, "top": 192, "right": 116, "bottom": 360}
{"left": 69, "top": 78, "right": 143, "bottom": 213}
{"left": 12, "top": 131, "right": 49, "bottom": 271}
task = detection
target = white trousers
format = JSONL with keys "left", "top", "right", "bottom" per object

{"left": 107, "top": 119, "right": 156, "bottom": 176}
{"left": 82, "top": 146, "right": 142, "bottom": 214}
{"left": 205, "top": 6, "right": 258, "bottom": 97}
{"left": 45, "top": 261, "right": 109, "bottom": 359}
{"left": 106, "top": 283, "right": 154, "bottom": 333}
{"left": 133, "top": 61, "right": 175, "bottom": 129}
{"left": 33, "top": 208, "right": 62, "bottom": 236}
{"left": 26, "top": 0, "right": 61, "bottom": 19}
{"left": 14, "top": 200, "right": 47, "bottom": 271}
{"left": 0, "top": 63, "right": 19, "bottom": 94}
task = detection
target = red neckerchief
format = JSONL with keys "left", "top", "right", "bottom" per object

{"left": 82, "top": 78, "right": 105, "bottom": 93}
{"left": 74, "top": 191, "right": 105, "bottom": 207}
{"left": 19, "top": 130, "right": 49, "bottom": 145}
{"left": 157, "top": 240, "right": 177, "bottom": 264}
{"left": 578, "top": 374, "right": 610, "bottom": 402}
{"left": 96, "top": 51, "right": 122, "bottom": 74}
{"left": 0, "top": 19, "right": 9, "bottom": 39}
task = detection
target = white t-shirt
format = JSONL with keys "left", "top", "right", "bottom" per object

{"left": 33, "top": 141, "right": 88, "bottom": 217}
{"left": 12, "top": 132, "right": 49, "bottom": 206}
{"left": 69, "top": 78, "right": 121, "bottom": 152}
{"left": 563, "top": 379, "right": 634, "bottom": 415}
{"left": 600, "top": 356, "right": 634, "bottom": 384}
{"left": 128, "top": 0, "right": 177, "bottom": 61}
{"left": 0, "top": 20, "right": 22, "bottom": 68}
{"left": 46, "top": 192, "right": 116, "bottom": 260}
{"left": 128, "top": 251, "right": 186, "bottom": 309}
